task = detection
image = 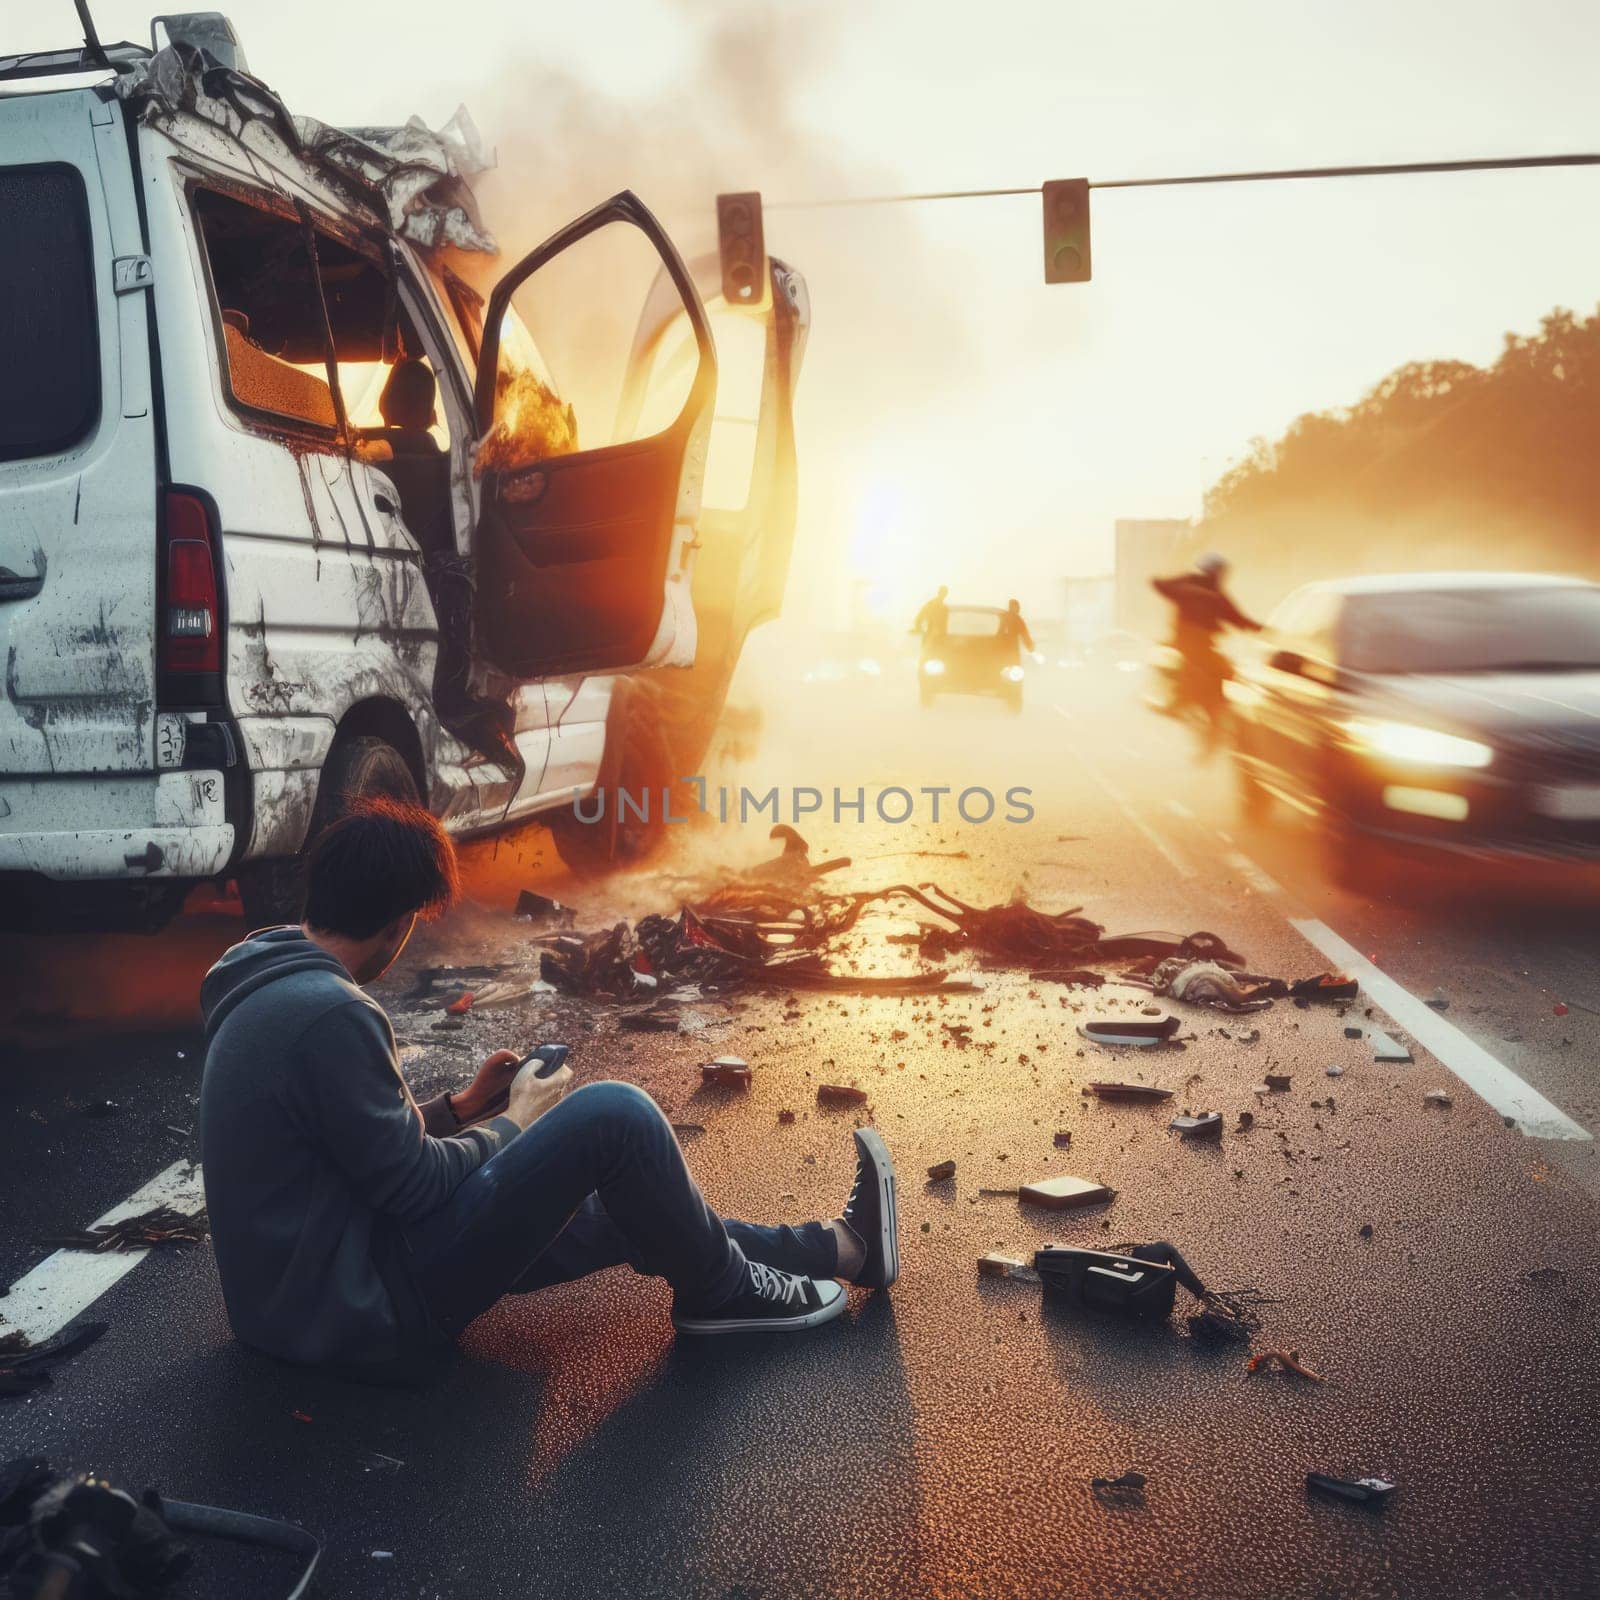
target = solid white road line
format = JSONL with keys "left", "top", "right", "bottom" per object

{"left": 1053, "top": 708, "right": 1197, "bottom": 878}
{"left": 0, "top": 1159, "right": 205, "bottom": 1344}
{"left": 1289, "top": 916, "right": 1593, "bottom": 1142}
{"left": 1225, "top": 850, "right": 1283, "bottom": 896}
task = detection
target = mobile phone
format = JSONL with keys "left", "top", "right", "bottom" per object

{"left": 518, "top": 1043, "right": 570, "bottom": 1079}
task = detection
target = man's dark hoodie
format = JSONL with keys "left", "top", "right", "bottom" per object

{"left": 199, "top": 927, "right": 518, "bottom": 1367}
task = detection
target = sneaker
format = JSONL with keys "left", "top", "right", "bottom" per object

{"left": 840, "top": 1128, "right": 898, "bottom": 1289}
{"left": 672, "top": 1261, "right": 848, "bottom": 1335}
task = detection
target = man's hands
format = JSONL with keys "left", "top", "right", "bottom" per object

{"left": 447, "top": 1049, "right": 523, "bottom": 1127}
{"left": 504, "top": 1056, "right": 573, "bottom": 1130}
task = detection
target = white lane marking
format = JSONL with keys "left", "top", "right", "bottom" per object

{"left": 1225, "top": 850, "right": 1282, "bottom": 896}
{"left": 1288, "top": 917, "right": 1592, "bottom": 1142}
{"left": 0, "top": 1160, "right": 205, "bottom": 1344}
{"left": 1166, "top": 800, "right": 1194, "bottom": 819}
{"left": 1053, "top": 709, "right": 1196, "bottom": 878}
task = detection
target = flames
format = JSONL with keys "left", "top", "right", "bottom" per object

{"left": 473, "top": 365, "right": 580, "bottom": 476}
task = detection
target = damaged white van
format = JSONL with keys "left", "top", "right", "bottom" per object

{"left": 0, "top": 14, "right": 807, "bottom": 930}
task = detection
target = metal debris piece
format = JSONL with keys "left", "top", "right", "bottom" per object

{"left": 778, "top": 1109, "right": 796, "bottom": 1124}
{"left": 1019, "top": 1176, "right": 1116, "bottom": 1209}
{"left": 1248, "top": 1347, "right": 1325, "bottom": 1381}
{"left": 817, "top": 1084, "right": 868, "bottom": 1106}
{"left": 1090, "top": 1470, "right": 1147, "bottom": 1491}
{"left": 1288, "top": 972, "right": 1359, "bottom": 1003}
{"left": 1325, "top": 1064, "right": 1345, "bottom": 1077}
{"left": 701, "top": 1057, "right": 751, "bottom": 1088}
{"left": 978, "top": 1253, "right": 1036, "bottom": 1280}
{"left": 1265, "top": 1074, "right": 1292, "bottom": 1091}
{"left": 927, "top": 1160, "right": 957, "bottom": 1182}
{"left": 1170, "top": 1112, "right": 1223, "bottom": 1139}
{"left": 1344, "top": 1026, "right": 1364, "bottom": 1039}
{"left": 0, "top": 1323, "right": 110, "bottom": 1398}
{"left": 1423, "top": 1089, "right": 1453, "bottom": 1108}
{"left": 1368, "top": 1028, "right": 1412, "bottom": 1062}
{"left": 670, "top": 1122, "right": 705, "bottom": 1136}
{"left": 514, "top": 890, "right": 576, "bottom": 926}
{"left": 1148, "top": 958, "right": 1275, "bottom": 1013}
{"left": 1085, "top": 1082, "right": 1174, "bottom": 1102}
{"left": 1306, "top": 1473, "right": 1395, "bottom": 1507}
{"left": 1236, "top": 1110, "right": 1254, "bottom": 1130}
{"left": 1053, "top": 1130, "right": 1073, "bottom": 1148}
{"left": 1080, "top": 1014, "right": 1180, "bottom": 1048}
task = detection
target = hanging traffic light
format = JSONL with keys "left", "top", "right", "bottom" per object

{"left": 716, "top": 191, "right": 765, "bottom": 305}
{"left": 1042, "top": 178, "right": 1091, "bottom": 283}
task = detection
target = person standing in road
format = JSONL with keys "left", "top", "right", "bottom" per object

{"left": 198, "top": 797, "right": 899, "bottom": 1375}
{"left": 912, "top": 585, "right": 950, "bottom": 641}
{"left": 1151, "top": 553, "right": 1262, "bottom": 754}
{"left": 999, "top": 598, "right": 1035, "bottom": 653}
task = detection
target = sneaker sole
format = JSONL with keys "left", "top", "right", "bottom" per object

{"left": 672, "top": 1280, "right": 849, "bottom": 1336}
{"left": 853, "top": 1128, "right": 899, "bottom": 1290}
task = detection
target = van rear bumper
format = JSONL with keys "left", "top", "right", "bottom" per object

{"left": 0, "top": 771, "right": 234, "bottom": 880}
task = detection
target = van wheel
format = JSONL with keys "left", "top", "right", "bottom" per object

{"left": 547, "top": 680, "right": 675, "bottom": 877}
{"left": 235, "top": 736, "right": 419, "bottom": 927}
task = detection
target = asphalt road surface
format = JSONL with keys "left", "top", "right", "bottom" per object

{"left": 3, "top": 660, "right": 1598, "bottom": 1600}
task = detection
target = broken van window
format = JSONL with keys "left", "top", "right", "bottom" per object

{"left": 0, "top": 167, "right": 99, "bottom": 462}
{"left": 194, "top": 189, "right": 339, "bottom": 431}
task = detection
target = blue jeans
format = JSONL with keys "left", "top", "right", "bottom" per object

{"left": 394, "top": 1081, "right": 838, "bottom": 1340}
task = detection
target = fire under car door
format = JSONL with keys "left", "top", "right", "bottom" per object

{"left": 470, "top": 192, "right": 716, "bottom": 682}
{"left": 616, "top": 253, "right": 810, "bottom": 675}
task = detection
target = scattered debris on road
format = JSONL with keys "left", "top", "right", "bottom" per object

{"left": 1020, "top": 1177, "right": 1116, "bottom": 1209}
{"left": 1080, "top": 1014, "right": 1181, "bottom": 1047}
{"left": 977, "top": 1253, "right": 1038, "bottom": 1281}
{"left": 1248, "top": 1347, "right": 1325, "bottom": 1381}
{"left": 0, "top": 1323, "right": 109, "bottom": 1398}
{"left": 1325, "top": 1063, "right": 1344, "bottom": 1077}
{"left": 46, "top": 1206, "right": 208, "bottom": 1253}
{"left": 816, "top": 1084, "right": 869, "bottom": 1106}
{"left": 927, "top": 1160, "right": 957, "bottom": 1182}
{"left": 1090, "top": 1470, "right": 1147, "bottom": 1496}
{"left": 1084, "top": 1081, "right": 1174, "bottom": 1102}
{"left": 1367, "top": 1027, "right": 1413, "bottom": 1062}
{"left": 700, "top": 1057, "right": 751, "bottom": 1088}
{"left": 1170, "top": 1111, "right": 1223, "bottom": 1139}
{"left": 1305, "top": 1473, "right": 1396, "bottom": 1507}
{"left": 1052, "top": 1130, "right": 1073, "bottom": 1147}
{"left": 1424, "top": 1089, "right": 1453, "bottom": 1108}
{"left": 514, "top": 889, "right": 576, "bottom": 926}
{"left": 1265, "top": 1073, "right": 1292, "bottom": 1091}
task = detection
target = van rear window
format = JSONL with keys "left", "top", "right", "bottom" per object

{"left": 0, "top": 166, "right": 99, "bottom": 462}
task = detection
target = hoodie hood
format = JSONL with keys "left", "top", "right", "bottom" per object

{"left": 201, "top": 927, "right": 353, "bottom": 1040}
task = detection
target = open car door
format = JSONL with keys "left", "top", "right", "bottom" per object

{"left": 616, "top": 254, "right": 810, "bottom": 671}
{"left": 470, "top": 193, "right": 716, "bottom": 680}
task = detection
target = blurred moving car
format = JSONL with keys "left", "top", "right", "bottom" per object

{"left": 1227, "top": 573, "right": 1600, "bottom": 884}
{"left": 920, "top": 606, "right": 1025, "bottom": 712}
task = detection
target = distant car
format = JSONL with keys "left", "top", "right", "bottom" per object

{"left": 920, "top": 606, "right": 1025, "bottom": 712}
{"left": 1227, "top": 573, "right": 1600, "bottom": 884}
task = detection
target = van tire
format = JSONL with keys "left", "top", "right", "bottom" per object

{"left": 236, "top": 735, "right": 420, "bottom": 927}
{"left": 547, "top": 680, "right": 674, "bottom": 876}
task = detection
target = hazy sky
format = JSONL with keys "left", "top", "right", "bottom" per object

{"left": 20, "top": 0, "right": 1600, "bottom": 620}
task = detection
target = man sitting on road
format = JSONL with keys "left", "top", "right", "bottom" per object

{"left": 199, "top": 798, "right": 898, "bottom": 1373}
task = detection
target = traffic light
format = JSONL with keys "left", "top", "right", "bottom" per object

{"left": 1042, "top": 178, "right": 1091, "bottom": 284}
{"left": 716, "top": 191, "right": 765, "bottom": 305}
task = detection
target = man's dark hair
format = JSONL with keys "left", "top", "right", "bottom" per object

{"left": 302, "top": 796, "right": 459, "bottom": 938}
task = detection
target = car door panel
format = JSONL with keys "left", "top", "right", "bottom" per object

{"left": 619, "top": 252, "right": 809, "bottom": 665}
{"left": 471, "top": 192, "right": 715, "bottom": 682}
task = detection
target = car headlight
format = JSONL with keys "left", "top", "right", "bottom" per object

{"left": 1346, "top": 718, "right": 1492, "bottom": 769}
{"left": 922, "top": 658, "right": 945, "bottom": 676}
{"left": 1002, "top": 664, "right": 1025, "bottom": 683}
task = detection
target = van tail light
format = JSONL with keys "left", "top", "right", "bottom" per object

{"left": 160, "top": 490, "right": 220, "bottom": 674}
